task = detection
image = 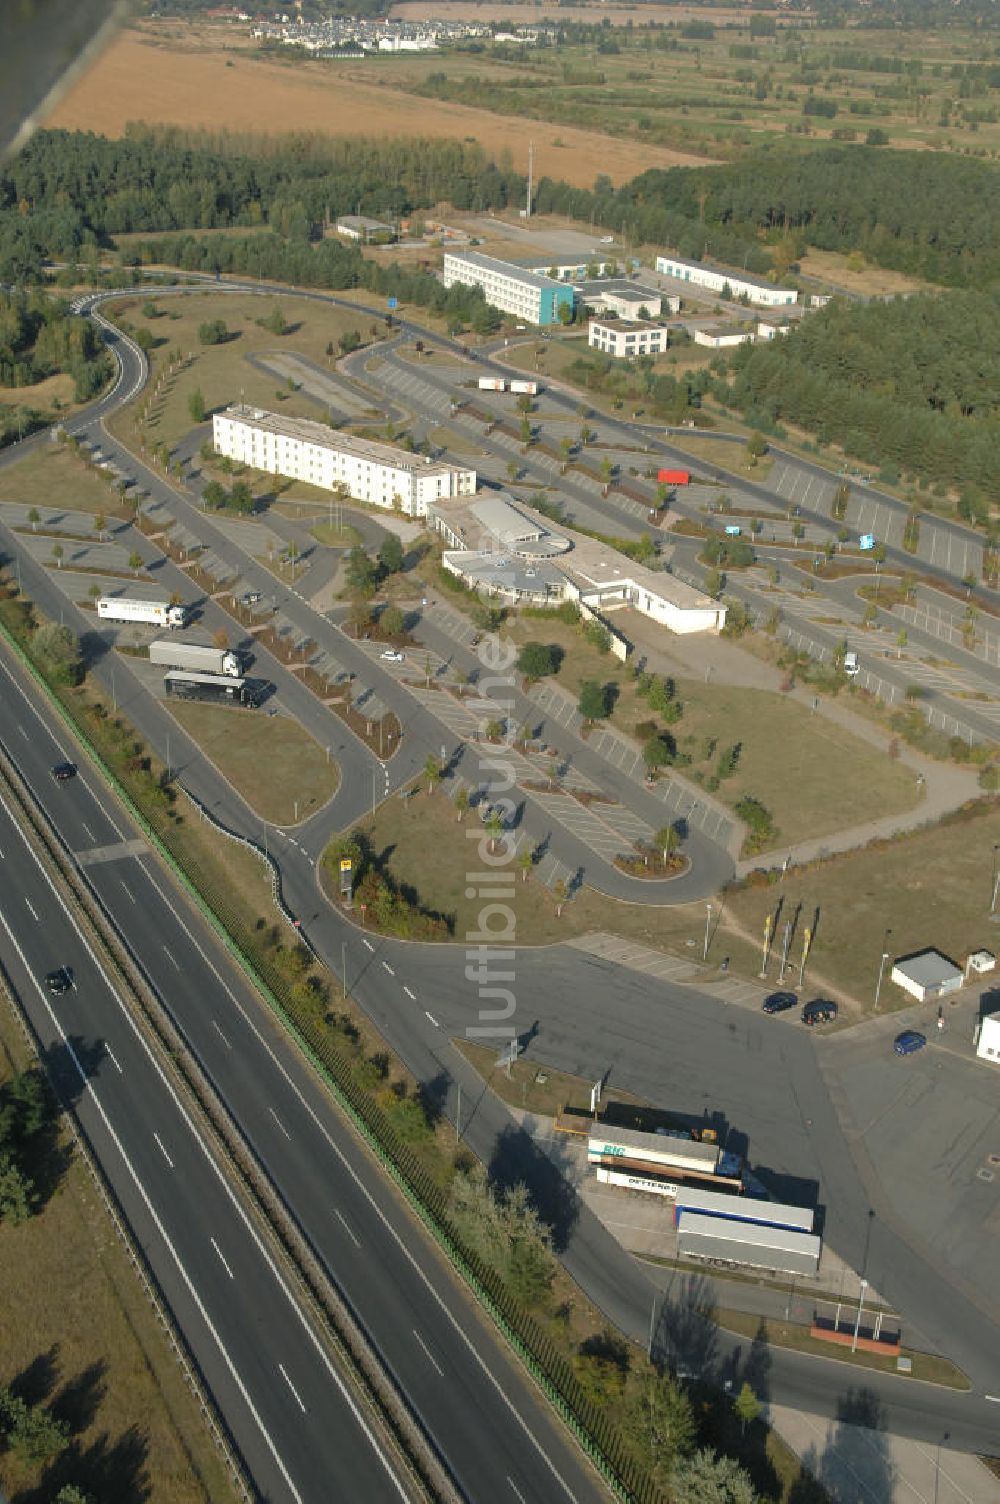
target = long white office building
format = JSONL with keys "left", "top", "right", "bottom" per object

{"left": 655, "top": 253, "right": 798, "bottom": 307}
{"left": 442, "top": 251, "right": 575, "bottom": 326}
{"left": 212, "top": 406, "right": 476, "bottom": 517}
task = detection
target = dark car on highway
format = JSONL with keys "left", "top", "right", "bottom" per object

{"left": 894, "top": 1030, "right": 927, "bottom": 1056}
{"left": 762, "top": 991, "right": 797, "bottom": 1015}
{"left": 802, "top": 999, "right": 838, "bottom": 1026}
{"left": 45, "top": 967, "right": 73, "bottom": 995}
{"left": 51, "top": 762, "right": 76, "bottom": 782}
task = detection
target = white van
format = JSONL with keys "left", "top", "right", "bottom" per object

{"left": 843, "top": 651, "right": 860, "bottom": 678}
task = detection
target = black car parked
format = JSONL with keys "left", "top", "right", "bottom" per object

{"left": 762, "top": 991, "right": 797, "bottom": 1015}
{"left": 802, "top": 999, "right": 838, "bottom": 1026}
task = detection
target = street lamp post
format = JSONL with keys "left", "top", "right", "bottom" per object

{"left": 874, "top": 928, "right": 893, "bottom": 1012}
{"left": 851, "top": 1278, "right": 869, "bottom": 1353}
{"left": 991, "top": 844, "right": 1000, "bottom": 914}
{"left": 703, "top": 903, "right": 712, "bottom": 962}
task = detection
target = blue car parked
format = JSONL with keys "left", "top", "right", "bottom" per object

{"left": 893, "top": 1030, "right": 927, "bottom": 1056}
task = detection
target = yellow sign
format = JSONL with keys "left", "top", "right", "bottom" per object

{"left": 802, "top": 926, "right": 813, "bottom": 963}
{"left": 340, "top": 857, "right": 353, "bottom": 872}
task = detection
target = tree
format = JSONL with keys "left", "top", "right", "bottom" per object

{"left": 733, "top": 1381, "right": 760, "bottom": 1436}
{"left": 745, "top": 430, "right": 767, "bottom": 465}
{"left": 32, "top": 622, "right": 81, "bottom": 686}
{"left": 518, "top": 847, "right": 534, "bottom": 883}
{"left": 896, "top": 628, "right": 907, "bottom": 657}
{"left": 578, "top": 680, "right": 609, "bottom": 724}
{"left": 197, "top": 319, "right": 228, "bottom": 345}
{"left": 655, "top": 825, "right": 680, "bottom": 864}
{"left": 424, "top": 755, "right": 442, "bottom": 795}
{"left": 552, "top": 877, "right": 568, "bottom": 916}
{"left": 380, "top": 604, "right": 404, "bottom": 638}
{"left": 485, "top": 809, "right": 504, "bottom": 853}
{"left": 347, "top": 599, "right": 373, "bottom": 637}
{"left": 229, "top": 479, "right": 254, "bottom": 515}
{"left": 0, "top": 1154, "right": 35, "bottom": 1224}
{"left": 27, "top": 506, "right": 39, "bottom": 531}
{"left": 516, "top": 641, "right": 558, "bottom": 682}
{"left": 643, "top": 734, "right": 673, "bottom": 774}
{"left": 377, "top": 533, "right": 405, "bottom": 576}
{"left": 51, "top": 542, "right": 64, "bottom": 569}
{"left": 128, "top": 549, "right": 143, "bottom": 575}
{"left": 202, "top": 479, "right": 227, "bottom": 510}
{"left": 704, "top": 568, "right": 723, "bottom": 599}
{"left": 263, "top": 303, "right": 286, "bottom": 335}
{"left": 584, "top": 618, "right": 612, "bottom": 655}
{"left": 515, "top": 392, "right": 532, "bottom": 415}
{"left": 346, "top": 546, "right": 377, "bottom": 597}
{"left": 8, "top": 1401, "right": 68, "bottom": 1466}
{"left": 339, "top": 330, "right": 361, "bottom": 355}
{"left": 519, "top": 414, "right": 532, "bottom": 446}
{"left": 506, "top": 459, "right": 520, "bottom": 484}
{"left": 94, "top": 510, "right": 106, "bottom": 541}
{"left": 187, "top": 387, "right": 206, "bottom": 423}
{"left": 671, "top": 1449, "right": 759, "bottom": 1504}
{"left": 454, "top": 787, "right": 469, "bottom": 823}
{"left": 623, "top": 1373, "right": 696, "bottom": 1485}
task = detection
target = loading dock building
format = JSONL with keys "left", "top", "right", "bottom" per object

{"left": 212, "top": 405, "right": 476, "bottom": 518}
{"left": 890, "top": 949, "right": 964, "bottom": 1003}
{"left": 442, "top": 251, "right": 575, "bottom": 326}
{"left": 655, "top": 254, "right": 798, "bottom": 308}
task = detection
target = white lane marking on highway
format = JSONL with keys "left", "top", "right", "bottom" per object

{"left": 128, "top": 862, "right": 525, "bottom": 1501}
{"left": 333, "top": 1209, "right": 360, "bottom": 1248}
{"left": 424, "top": 1011, "right": 439, "bottom": 1028}
{"left": 81, "top": 822, "right": 96, "bottom": 843}
{"left": 0, "top": 661, "right": 126, "bottom": 842}
{"left": 382, "top": 961, "right": 395, "bottom": 976}
{"left": 17, "top": 725, "right": 28, "bottom": 739}
{"left": 119, "top": 879, "right": 135, "bottom": 904}
{"left": 986, "top": 1394, "right": 1000, "bottom": 1402}
{"left": 162, "top": 946, "right": 180, "bottom": 970}
{"left": 105, "top": 1043, "right": 123, "bottom": 1074}
{"left": 153, "top": 1133, "right": 174, "bottom": 1169}
{"left": 210, "top": 1237, "right": 235, "bottom": 1280}
{"left": 508, "top": 1480, "right": 528, "bottom": 1504}
{"left": 362, "top": 938, "right": 374, "bottom": 951}
{"left": 0, "top": 899, "right": 308, "bottom": 1504}
{"left": 211, "top": 1019, "right": 232, "bottom": 1049}
{"left": 25, "top": 898, "right": 39, "bottom": 921}
{"left": 403, "top": 986, "right": 415, "bottom": 1000}
{"left": 278, "top": 1364, "right": 308, "bottom": 1415}
{"left": 412, "top": 1329, "right": 444, "bottom": 1377}
{"left": 269, "top": 1107, "right": 292, "bottom": 1140}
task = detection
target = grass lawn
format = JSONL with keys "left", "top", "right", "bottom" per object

{"left": 346, "top": 783, "right": 762, "bottom": 970}
{"left": 102, "top": 292, "right": 378, "bottom": 451}
{"left": 712, "top": 1309, "right": 970, "bottom": 1391}
{"left": 0, "top": 444, "right": 128, "bottom": 517}
{"left": 455, "top": 1039, "right": 650, "bottom": 1119}
{"left": 722, "top": 800, "right": 1000, "bottom": 1012}
{"left": 167, "top": 700, "right": 340, "bottom": 825}
{"left": 502, "top": 618, "right": 920, "bottom": 848}
{"left": 0, "top": 1009, "right": 236, "bottom": 1503}
{"left": 309, "top": 520, "right": 366, "bottom": 548}
{"left": 665, "top": 433, "right": 775, "bottom": 483}
{"left": 0, "top": 371, "right": 77, "bottom": 413}
{"left": 428, "top": 424, "right": 484, "bottom": 458}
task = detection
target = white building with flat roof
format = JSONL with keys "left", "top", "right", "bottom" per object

{"left": 976, "top": 1010, "right": 1000, "bottom": 1065}
{"left": 655, "top": 254, "right": 798, "bottom": 308}
{"left": 589, "top": 319, "right": 672, "bottom": 359}
{"left": 212, "top": 406, "right": 475, "bottom": 518}
{"left": 430, "top": 495, "right": 725, "bottom": 634}
{"left": 578, "top": 281, "right": 675, "bottom": 320}
{"left": 442, "top": 251, "right": 575, "bottom": 326}
{"left": 693, "top": 325, "right": 753, "bottom": 350}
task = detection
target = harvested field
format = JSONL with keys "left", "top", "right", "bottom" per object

{"left": 44, "top": 26, "right": 708, "bottom": 186}
{"left": 391, "top": 2, "right": 771, "bottom": 21}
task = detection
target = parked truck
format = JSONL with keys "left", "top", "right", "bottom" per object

{"left": 97, "top": 597, "right": 187, "bottom": 629}
{"left": 657, "top": 468, "right": 690, "bottom": 485}
{"left": 478, "top": 377, "right": 506, "bottom": 392}
{"left": 148, "top": 639, "right": 242, "bottom": 678}
{"left": 509, "top": 379, "right": 540, "bottom": 396}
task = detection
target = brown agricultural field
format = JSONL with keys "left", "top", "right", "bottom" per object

{"left": 390, "top": 2, "right": 774, "bottom": 22}
{"left": 44, "top": 25, "right": 707, "bottom": 187}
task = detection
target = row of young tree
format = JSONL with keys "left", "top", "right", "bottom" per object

{"left": 723, "top": 290, "right": 1000, "bottom": 504}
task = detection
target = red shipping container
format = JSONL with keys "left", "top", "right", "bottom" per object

{"left": 658, "top": 468, "right": 690, "bottom": 485}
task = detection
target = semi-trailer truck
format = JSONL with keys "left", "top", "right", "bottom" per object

{"left": 148, "top": 639, "right": 242, "bottom": 678}
{"left": 163, "top": 671, "right": 261, "bottom": 708}
{"left": 97, "top": 597, "right": 187, "bottom": 629}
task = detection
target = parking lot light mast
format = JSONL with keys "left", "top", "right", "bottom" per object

{"left": 991, "top": 844, "right": 1000, "bottom": 914}
{"left": 703, "top": 903, "right": 712, "bottom": 961}
{"left": 874, "top": 928, "right": 893, "bottom": 1013}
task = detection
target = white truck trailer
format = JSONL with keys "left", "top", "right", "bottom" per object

{"left": 97, "top": 597, "right": 187, "bottom": 629}
{"left": 509, "top": 379, "right": 539, "bottom": 396}
{"left": 477, "top": 377, "right": 506, "bottom": 392}
{"left": 148, "top": 639, "right": 242, "bottom": 678}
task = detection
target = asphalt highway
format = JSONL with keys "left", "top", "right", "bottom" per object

{"left": 0, "top": 648, "right": 612, "bottom": 1504}
{"left": 0, "top": 759, "right": 412, "bottom": 1504}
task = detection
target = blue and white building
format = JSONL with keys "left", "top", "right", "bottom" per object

{"left": 442, "top": 251, "right": 575, "bottom": 326}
